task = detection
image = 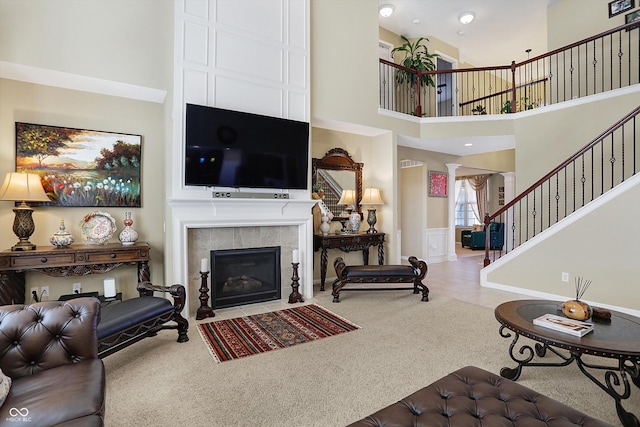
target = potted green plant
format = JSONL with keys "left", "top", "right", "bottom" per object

{"left": 471, "top": 105, "right": 487, "bottom": 115}
{"left": 500, "top": 97, "right": 539, "bottom": 114}
{"left": 391, "top": 35, "right": 438, "bottom": 116}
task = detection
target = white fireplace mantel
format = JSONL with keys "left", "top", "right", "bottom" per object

{"left": 168, "top": 197, "right": 317, "bottom": 315}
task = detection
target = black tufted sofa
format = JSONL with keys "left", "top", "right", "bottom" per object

{"left": 0, "top": 298, "right": 105, "bottom": 426}
{"left": 347, "top": 366, "right": 612, "bottom": 427}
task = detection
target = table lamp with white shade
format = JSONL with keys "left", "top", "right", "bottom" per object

{"left": 0, "top": 172, "right": 51, "bottom": 251}
{"left": 337, "top": 189, "right": 356, "bottom": 233}
{"left": 361, "top": 188, "right": 384, "bottom": 234}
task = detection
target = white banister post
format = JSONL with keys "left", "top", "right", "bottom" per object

{"left": 446, "top": 163, "right": 461, "bottom": 261}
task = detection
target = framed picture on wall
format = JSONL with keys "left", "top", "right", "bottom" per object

{"left": 428, "top": 171, "right": 448, "bottom": 197}
{"left": 15, "top": 122, "right": 142, "bottom": 207}
{"left": 608, "top": 0, "right": 634, "bottom": 18}
{"left": 625, "top": 9, "right": 640, "bottom": 30}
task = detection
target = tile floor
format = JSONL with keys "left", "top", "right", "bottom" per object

{"left": 196, "top": 243, "right": 528, "bottom": 321}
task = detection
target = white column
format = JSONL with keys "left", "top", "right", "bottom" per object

{"left": 446, "top": 163, "right": 461, "bottom": 261}
{"left": 500, "top": 172, "right": 516, "bottom": 252}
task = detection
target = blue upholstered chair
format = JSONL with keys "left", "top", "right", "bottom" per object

{"left": 461, "top": 222, "right": 504, "bottom": 250}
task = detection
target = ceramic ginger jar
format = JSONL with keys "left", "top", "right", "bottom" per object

{"left": 50, "top": 220, "right": 74, "bottom": 248}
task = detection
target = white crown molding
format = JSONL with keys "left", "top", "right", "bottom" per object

{"left": 0, "top": 61, "right": 167, "bottom": 104}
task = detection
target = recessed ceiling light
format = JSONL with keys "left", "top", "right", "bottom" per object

{"left": 413, "top": 19, "right": 420, "bottom": 25}
{"left": 379, "top": 4, "right": 394, "bottom": 18}
{"left": 459, "top": 11, "right": 475, "bottom": 25}
{"left": 465, "top": 143, "right": 473, "bottom": 147}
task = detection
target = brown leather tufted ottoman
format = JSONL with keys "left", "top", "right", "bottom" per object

{"left": 347, "top": 366, "right": 612, "bottom": 427}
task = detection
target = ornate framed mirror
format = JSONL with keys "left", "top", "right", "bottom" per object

{"left": 312, "top": 148, "right": 363, "bottom": 221}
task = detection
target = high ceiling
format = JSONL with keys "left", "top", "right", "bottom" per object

{"left": 378, "top": 1, "right": 558, "bottom": 160}
{"left": 378, "top": 0, "right": 558, "bottom": 67}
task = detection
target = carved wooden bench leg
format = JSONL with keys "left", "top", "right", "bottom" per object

{"left": 97, "top": 282, "right": 189, "bottom": 358}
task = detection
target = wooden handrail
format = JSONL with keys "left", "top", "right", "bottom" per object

{"left": 459, "top": 77, "right": 548, "bottom": 108}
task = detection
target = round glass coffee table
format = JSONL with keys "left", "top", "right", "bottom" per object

{"left": 495, "top": 299, "right": 640, "bottom": 427}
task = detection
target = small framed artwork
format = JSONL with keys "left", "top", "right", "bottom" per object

{"left": 609, "top": 0, "right": 634, "bottom": 17}
{"left": 428, "top": 171, "right": 447, "bottom": 197}
{"left": 625, "top": 9, "right": 640, "bottom": 30}
{"left": 16, "top": 122, "right": 142, "bottom": 207}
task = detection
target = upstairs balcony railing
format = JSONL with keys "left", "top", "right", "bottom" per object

{"left": 380, "top": 22, "right": 639, "bottom": 117}
{"left": 483, "top": 105, "right": 640, "bottom": 266}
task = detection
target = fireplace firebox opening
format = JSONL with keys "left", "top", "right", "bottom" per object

{"left": 210, "top": 246, "right": 281, "bottom": 309}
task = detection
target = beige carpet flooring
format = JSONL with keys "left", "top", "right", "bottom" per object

{"left": 103, "top": 258, "right": 637, "bottom": 426}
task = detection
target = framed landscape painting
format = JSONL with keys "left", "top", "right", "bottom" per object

{"left": 16, "top": 123, "right": 142, "bottom": 207}
{"left": 428, "top": 171, "right": 448, "bottom": 197}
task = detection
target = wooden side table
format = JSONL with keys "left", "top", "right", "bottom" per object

{"left": 313, "top": 232, "right": 385, "bottom": 291}
{"left": 0, "top": 242, "right": 151, "bottom": 305}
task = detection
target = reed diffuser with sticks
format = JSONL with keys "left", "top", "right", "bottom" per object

{"left": 561, "top": 276, "right": 593, "bottom": 321}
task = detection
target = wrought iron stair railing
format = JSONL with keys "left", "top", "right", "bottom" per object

{"left": 482, "top": 105, "right": 640, "bottom": 266}
{"left": 380, "top": 21, "right": 639, "bottom": 117}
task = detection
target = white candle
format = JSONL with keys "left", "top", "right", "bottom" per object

{"left": 201, "top": 257, "right": 209, "bottom": 272}
{"left": 292, "top": 249, "right": 299, "bottom": 264}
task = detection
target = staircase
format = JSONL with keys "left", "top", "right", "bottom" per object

{"left": 483, "top": 105, "right": 640, "bottom": 266}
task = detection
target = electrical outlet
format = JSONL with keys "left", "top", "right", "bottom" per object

{"left": 41, "top": 286, "right": 50, "bottom": 299}
{"left": 73, "top": 283, "right": 82, "bottom": 294}
{"left": 561, "top": 272, "right": 569, "bottom": 282}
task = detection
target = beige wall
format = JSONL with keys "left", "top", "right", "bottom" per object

{"left": 0, "top": 0, "right": 173, "bottom": 301}
{"left": 311, "top": 0, "right": 380, "bottom": 126}
{"left": 513, "top": 91, "right": 640, "bottom": 191}
{"left": 547, "top": 0, "right": 630, "bottom": 50}
{"left": 0, "top": 0, "right": 173, "bottom": 90}
{"left": 400, "top": 165, "right": 425, "bottom": 255}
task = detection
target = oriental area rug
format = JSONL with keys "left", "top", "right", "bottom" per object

{"left": 197, "top": 304, "right": 360, "bottom": 362}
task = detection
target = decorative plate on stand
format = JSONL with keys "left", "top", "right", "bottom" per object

{"left": 78, "top": 211, "right": 117, "bottom": 244}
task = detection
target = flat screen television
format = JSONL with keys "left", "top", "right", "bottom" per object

{"left": 184, "top": 103, "right": 309, "bottom": 190}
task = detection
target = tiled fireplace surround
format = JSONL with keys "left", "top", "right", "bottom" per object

{"left": 168, "top": 198, "right": 316, "bottom": 317}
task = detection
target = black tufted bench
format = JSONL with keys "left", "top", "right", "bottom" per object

{"left": 331, "top": 256, "right": 428, "bottom": 303}
{"left": 347, "top": 366, "right": 612, "bottom": 426}
{"left": 97, "top": 281, "right": 189, "bottom": 358}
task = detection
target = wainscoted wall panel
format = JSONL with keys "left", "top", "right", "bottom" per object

{"left": 289, "top": 52, "right": 307, "bottom": 88}
{"left": 288, "top": 91, "right": 307, "bottom": 122}
{"left": 214, "top": 75, "right": 283, "bottom": 115}
{"left": 184, "top": 0, "right": 208, "bottom": 19}
{"left": 183, "top": 69, "right": 208, "bottom": 105}
{"left": 216, "top": 0, "right": 283, "bottom": 43}
{"left": 426, "top": 227, "right": 448, "bottom": 264}
{"left": 289, "top": 0, "right": 307, "bottom": 50}
{"left": 183, "top": 21, "right": 209, "bottom": 65}
{"left": 215, "top": 31, "right": 283, "bottom": 82}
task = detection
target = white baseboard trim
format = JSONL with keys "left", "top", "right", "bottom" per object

{"left": 482, "top": 281, "right": 640, "bottom": 318}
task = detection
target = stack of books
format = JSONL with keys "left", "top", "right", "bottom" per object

{"left": 533, "top": 313, "right": 594, "bottom": 337}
